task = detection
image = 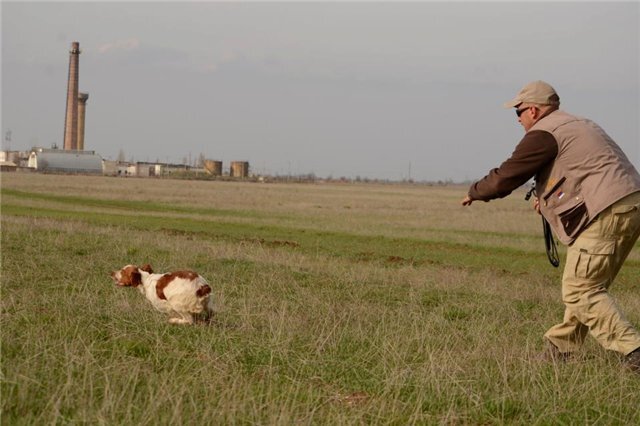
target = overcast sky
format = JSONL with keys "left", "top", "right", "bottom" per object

{"left": 2, "top": 1, "right": 638, "bottom": 181}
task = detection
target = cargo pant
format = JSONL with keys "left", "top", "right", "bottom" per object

{"left": 545, "top": 191, "right": 640, "bottom": 356}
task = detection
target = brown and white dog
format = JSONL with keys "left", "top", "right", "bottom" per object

{"left": 110, "top": 264, "right": 213, "bottom": 324}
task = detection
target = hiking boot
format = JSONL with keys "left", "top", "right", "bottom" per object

{"left": 624, "top": 348, "right": 640, "bottom": 373}
{"left": 537, "top": 342, "right": 572, "bottom": 363}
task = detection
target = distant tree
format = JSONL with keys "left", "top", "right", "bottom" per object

{"left": 197, "top": 153, "right": 206, "bottom": 168}
{"left": 117, "top": 149, "right": 126, "bottom": 163}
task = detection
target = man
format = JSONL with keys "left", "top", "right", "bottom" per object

{"left": 461, "top": 80, "right": 640, "bottom": 373}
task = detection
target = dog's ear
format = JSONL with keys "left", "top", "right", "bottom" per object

{"left": 141, "top": 264, "right": 153, "bottom": 274}
{"left": 131, "top": 270, "right": 142, "bottom": 286}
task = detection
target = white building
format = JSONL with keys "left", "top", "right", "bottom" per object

{"left": 28, "top": 148, "right": 103, "bottom": 174}
{"left": 0, "top": 150, "right": 29, "bottom": 169}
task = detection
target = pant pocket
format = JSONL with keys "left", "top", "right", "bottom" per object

{"left": 574, "top": 238, "right": 616, "bottom": 280}
{"left": 611, "top": 203, "right": 640, "bottom": 236}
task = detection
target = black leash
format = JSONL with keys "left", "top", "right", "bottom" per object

{"left": 526, "top": 185, "right": 560, "bottom": 268}
{"left": 542, "top": 217, "right": 560, "bottom": 267}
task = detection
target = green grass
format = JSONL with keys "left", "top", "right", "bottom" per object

{"left": 2, "top": 173, "right": 639, "bottom": 424}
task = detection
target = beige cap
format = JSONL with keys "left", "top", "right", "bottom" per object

{"left": 503, "top": 80, "right": 560, "bottom": 108}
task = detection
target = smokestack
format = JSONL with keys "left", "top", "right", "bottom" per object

{"left": 77, "top": 92, "right": 89, "bottom": 151}
{"left": 63, "top": 42, "right": 81, "bottom": 150}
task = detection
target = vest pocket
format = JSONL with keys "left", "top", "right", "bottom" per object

{"left": 556, "top": 198, "right": 589, "bottom": 239}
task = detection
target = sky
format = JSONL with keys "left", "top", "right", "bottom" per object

{"left": 2, "top": 1, "right": 639, "bottom": 182}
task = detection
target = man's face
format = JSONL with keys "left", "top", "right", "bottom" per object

{"left": 516, "top": 104, "right": 536, "bottom": 131}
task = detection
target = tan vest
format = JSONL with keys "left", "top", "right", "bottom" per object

{"left": 531, "top": 110, "right": 640, "bottom": 244}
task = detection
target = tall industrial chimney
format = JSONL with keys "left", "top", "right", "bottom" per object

{"left": 63, "top": 42, "right": 81, "bottom": 150}
{"left": 77, "top": 92, "right": 89, "bottom": 151}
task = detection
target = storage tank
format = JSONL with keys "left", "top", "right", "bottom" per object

{"left": 204, "top": 160, "right": 223, "bottom": 176}
{"left": 230, "top": 161, "right": 249, "bottom": 178}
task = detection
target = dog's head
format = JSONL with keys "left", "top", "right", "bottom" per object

{"left": 110, "top": 264, "right": 153, "bottom": 287}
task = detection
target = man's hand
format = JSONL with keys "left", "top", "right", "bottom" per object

{"left": 461, "top": 195, "right": 474, "bottom": 206}
{"left": 533, "top": 197, "right": 542, "bottom": 215}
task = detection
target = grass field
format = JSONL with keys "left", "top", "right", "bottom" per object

{"left": 2, "top": 172, "right": 639, "bottom": 424}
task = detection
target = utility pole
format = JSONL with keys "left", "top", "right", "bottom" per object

{"left": 4, "top": 130, "right": 11, "bottom": 150}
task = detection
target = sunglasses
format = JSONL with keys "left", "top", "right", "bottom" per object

{"left": 516, "top": 107, "right": 531, "bottom": 117}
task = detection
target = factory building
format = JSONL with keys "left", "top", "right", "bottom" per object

{"left": 0, "top": 151, "right": 28, "bottom": 171}
{"left": 2, "top": 42, "right": 254, "bottom": 180}
{"left": 102, "top": 160, "right": 208, "bottom": 177}
{"left": 15, "top": 42, "right": 100, "bottom": 175}
{"left": 28, "top": 148, "right": 102, "bottom": 174}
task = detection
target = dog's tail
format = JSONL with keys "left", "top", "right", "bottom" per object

{"left": 196, "top": 284, "right": 212, "bottom": 298}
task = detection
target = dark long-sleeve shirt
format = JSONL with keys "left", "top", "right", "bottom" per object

{"left": 469, "top": 130, "right": 558, "bottom": 201}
